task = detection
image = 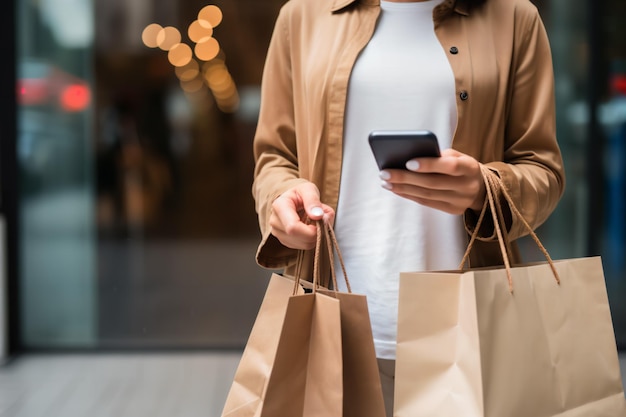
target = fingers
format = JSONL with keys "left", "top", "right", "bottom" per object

{"left": 379, "top": 149, "right": 486, "bottom": 214}
{"left": 393, "top": 191, "right": 462, "bottom": 214}
{"left": 403, "top": 148, "right": 473, "bottom": 177}
{"left": 390, "top": 187, "right": 473, "bottom": 215}
{"left": 269, "top": 182, "right": 335, "bottom": 250}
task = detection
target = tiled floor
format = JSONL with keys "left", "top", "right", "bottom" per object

{"left": 0, "top": 352, "right": 625, "bottom": 417}
{"left": 0, "top": 352, "right": 241, "bottom": 417}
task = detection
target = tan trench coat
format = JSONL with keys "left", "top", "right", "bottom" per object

{"left": 252, "top": 0, "right": 565, "bottom": 279}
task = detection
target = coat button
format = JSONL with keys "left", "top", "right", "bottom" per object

{"left": 450, "top": 46, "right": 459, "bottom": 54}
{"left": 460, "top": 90, "right": 469, "bottom": 101}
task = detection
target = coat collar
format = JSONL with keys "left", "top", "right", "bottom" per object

{"left": 330, "top": 0, "right": 470, "bottom": 16}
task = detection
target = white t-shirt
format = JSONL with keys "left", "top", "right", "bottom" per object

{"left": 334, "top": 0, "right": 467, "bottom": 359}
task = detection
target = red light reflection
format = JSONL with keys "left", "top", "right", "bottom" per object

{"left": 17, "top": 63, "right": 91, "bottom": 112}
{"left": 17, "top": 79, "right": 50, "bottom": 105}
{"left": 60, "top": 84, "right": 91, "bottom": 112}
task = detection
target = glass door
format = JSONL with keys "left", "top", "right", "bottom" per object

{"left": 16, "top": 0, "right": 285, "bottom": 350}
{"left": 17, "top": 0, "right": 96, "bottom": 347}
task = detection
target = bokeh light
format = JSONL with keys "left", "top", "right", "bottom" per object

{"left": 175, "top": 60, "right": 200, "bottom": 82}
{"left": 198, "top": 5, "right": 223, "bottom": 28}
{"left": 142, "top": 23, "right": 163, "bottom": 48}
{"left": 168, "top": 43, "right": 193, "bottom": 67}
{"left": 216, "top": 89, "right": 239, "bottom": 113}
{"left": 157, "top": 26, "right": 181, "bottom": 51}
{"left": 180, "top": 77, "right": 205, "bottom": 93}
{"left": 203, "top": 60, "right": 239, "bottom": 113}
{"left": 142, "top": 5, "right": 237, "bottom": 113}
{"left": 205, "top": 67, "right": 231, "bottom": 90}
{"left": 60, "top": 84, "right": 91, "bottom": 112}
{"left": 188, "top": 20, "right": 213, "bottom": 43}
{"left": 195, "top": 37, "right": 220, "bottom": 61}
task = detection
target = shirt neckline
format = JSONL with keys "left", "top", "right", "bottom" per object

{"left": 380, "top": 0, "right": 441, "bottom": 12}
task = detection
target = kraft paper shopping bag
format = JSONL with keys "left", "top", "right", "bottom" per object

{"left": 220, "top": 272, "right": 343, "bottom": 417}
{"left": 318, "top": 222, "right": 386, "bottom": 417}
{"left": 396, "top": 257, "right": 626, "bottom": 417}
{"left": 222, "top": 220, "right": 385, "bottom": 417}
{"left": 394, "top": 166, "right": 626, "bottom": 417}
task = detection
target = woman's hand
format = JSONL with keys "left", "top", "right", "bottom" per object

{"left": 379, "top": 148, "right": 486, "bottom": 215}
{"left": 269, "top": 182, "right": 335, "bottom": 250}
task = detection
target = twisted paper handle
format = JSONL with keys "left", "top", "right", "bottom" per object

{"left": 293, "top": 219, "right": 353, "bottom": 295}
{"left": 459, "top": 165, "right": 560, "bottom": 292}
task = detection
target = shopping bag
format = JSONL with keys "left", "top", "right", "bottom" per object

{"left": 394, "top": 166, "right": 626, "bottom": 417}
{"left": 220, "top": 271, "right": 343, "bottom": 417}
{"left": 318, "top": 222, "right": 387, "bottom": 417}
{"left": 221, "top": 220, "right": 385, "bottom": 417}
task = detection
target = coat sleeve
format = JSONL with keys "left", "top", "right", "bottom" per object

{"left": 252, "top": 5, "right": 307, "bottom": 269}
{"left": 466, "top": 5, "right": 566, "bottom": 242}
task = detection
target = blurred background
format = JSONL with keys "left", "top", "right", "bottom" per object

{"left": 0, "top": 0, "right": 625, "bottom": 414}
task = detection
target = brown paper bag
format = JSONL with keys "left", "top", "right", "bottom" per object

{"left": 325, "top": 290, "right": 386, "bottom": 417}
{"left": 261, "top": 288, "right": 343, "bottom": 417}
{"left": 396, "top": 257, "right": 626, "bottom": 417}
{"left": 222, "top": 221, "right": 386, "bottom": 417}
{"left": 394, "top": 167, "right": 626, "bottom": 417}
{"left": 220, "top": 272, "right": 344, "bottom": 417}
{"left": 318, "top": 222, "right": 386, "bottom": 417}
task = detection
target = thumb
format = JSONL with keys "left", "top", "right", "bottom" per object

{"left": 298, "top": 183, "right": 325, "bottom": 220}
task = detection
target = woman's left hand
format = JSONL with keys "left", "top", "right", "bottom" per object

{"left": 379, "top": 148, "right": 486, "bottom": 215}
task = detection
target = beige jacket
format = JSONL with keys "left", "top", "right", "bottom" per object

{"left": 252, "top": 0, "right": 565, "bottom": 277}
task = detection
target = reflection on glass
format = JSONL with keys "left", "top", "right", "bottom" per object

{"left": 91, "top": 0, "right": 272, "bottom": 349}
{"left": 17, "top": 0, "right": 96, "bottom": 347}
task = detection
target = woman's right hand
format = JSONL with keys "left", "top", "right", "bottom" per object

{"left": 269, "top": 182, "right": 335, "bottom": 250}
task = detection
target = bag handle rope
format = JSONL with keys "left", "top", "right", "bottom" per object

{"left": 458, "top": 165, "right": 560, "bottom": 292}
{"left": 293, "top": 219, "right": 352, "bottom": 295}
{"left": 323, "top": 219, "right": 352, "bottom": 293}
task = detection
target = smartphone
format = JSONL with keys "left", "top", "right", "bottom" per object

{"left": 368, "top": 130, "right": 441, "bottom": 170}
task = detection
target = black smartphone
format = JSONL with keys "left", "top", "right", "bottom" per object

{"left": 368, "top": 130, "right": 441, "bottom": 170}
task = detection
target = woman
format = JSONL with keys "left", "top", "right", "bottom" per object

{"left": 252, "top": 0, "right": 565, "bottom": 414}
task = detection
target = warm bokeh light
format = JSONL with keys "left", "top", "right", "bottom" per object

{"left": 205, "top": 66, "right": 231, "bottom": 88}
{"left": 157, "top": 26, "right": 182, "bottom": 51}
{"left": 180, "top": 77, "right": 205, "bottom": 93}
{"left": 142, "top": 23, "right": 163, "bottom": 48}
{"left": 175, "top": 60, "right": 200, "bottom": 82}
{"left": 198, "top": 5, "right": 223, "bottom": 28}
{"left": 168, "top": 43, "right": 193, "bottom": 67}
{"left": 195, "top": 37, "right": 220, "bottom": 61}
{"left": 212, "top": 84, "right": 237, "bottom": 101}
{"left": 202, "top": 58, "right": 225, "bottom": 74}
{"left": 188, "top": 19, "right": 213, "bottom": 43}
{"left": 141, "top": 4, "right": 235, "bottom": 112}
{"left": 202, "top": 60, "right": 239, "bottom": 113}
{"left": 217, "top": 92, "right": 239, "bottom": 113}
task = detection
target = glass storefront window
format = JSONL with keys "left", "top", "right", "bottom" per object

{"left": 17, "top": 0, "right": 287, "bottom": 349}
{"left": 535, "top": 0, "right": 590, "bottom": 259}
{"left": 535, "top": 0, "right": 626, "bottom": 346}
{"left": 599, "top": 0, "right": 626, "bottom": 347}
{"left": 17, "top": 0, "right": 96, "bottom": 347}
{"left": 13, "top": 0, "right": 626, "bottom": 350}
